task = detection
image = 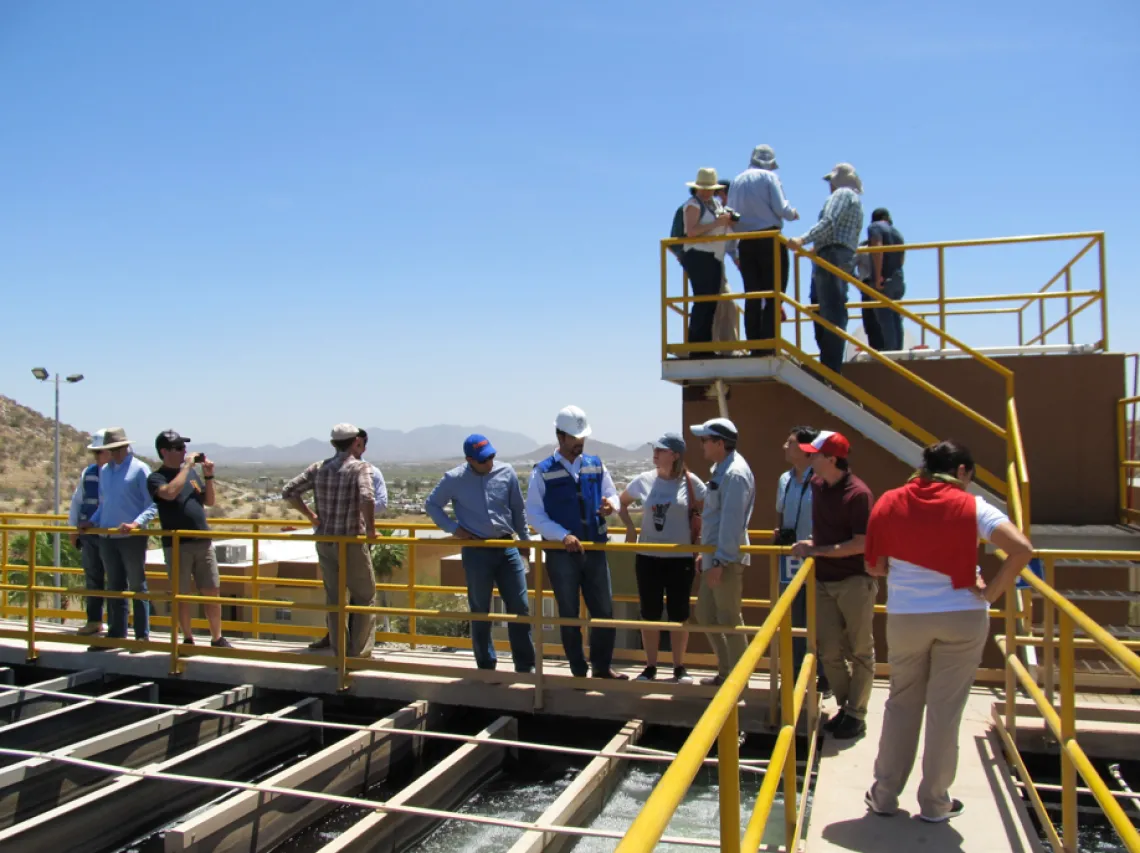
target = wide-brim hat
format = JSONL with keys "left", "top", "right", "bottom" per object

{"left": 750, "top": 144, "right": 778, "bottom": 170}
{"left": 96, "top": 426, "right": 131, "bottom": 451}
{"left": 823, "top": 163, "right": 863, "bottom": 194}
{"left": 685, "top": 167, "right": 726, "bottom": 191}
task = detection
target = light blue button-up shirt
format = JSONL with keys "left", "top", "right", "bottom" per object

{"left": 424, "top": 461, "right": 530, "bottom": 541}
{"left": 776, "top": 467, "right": 814, "bottom": 541}
{"left": 700, "top": 451, "right": 756, "bottom": 566}
{"left": 727, "top": 167, "right": 797, "bottom": 233}
{"left": 370, "top": 464, "right": 389, "bottom": 513}
{"left": 90, "top": 452, "right": 157, "bottom": 536}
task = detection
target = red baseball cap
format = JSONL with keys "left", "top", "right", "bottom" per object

{"left": 800, "top": 430, "right": 850, "bottom": 459}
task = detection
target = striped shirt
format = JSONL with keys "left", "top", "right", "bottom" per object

{"left": 282, "top": 452, "right": 374, "bottom": 536}
{"left": 798, "top": 188, "right": 864, "bottom": 251}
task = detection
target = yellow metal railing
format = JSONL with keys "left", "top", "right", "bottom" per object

{"left": 1118, "top": 354, "right": 1140, "bottom": 524}
{"left": 616, "top": 556, "right": 818, "bottom": 853}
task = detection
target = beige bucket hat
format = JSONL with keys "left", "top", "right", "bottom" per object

{"left": 95, "top": 426, "right": 131, "bottom": 451}
{"left": 823, "top": 163, "right": 863, "bottom": 194}
{"left": 685, "top": 167, "right": 726, "bottom": 191}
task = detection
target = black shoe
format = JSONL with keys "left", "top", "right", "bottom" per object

{"left": 865, "top": 789, "right": 896, "bottom": 816}
{"left": 672, "top": 666, "right": 693, "bottom": 683}
{"left": 87, "top": 644, "right": 111, "bottom": 653}
{"left": 515, "top": 666, "right": 535, "bottom": 674}
{"left": 592, "top": 669, "right": 629, "bottom": 680}
{"left": 307, "top": 635, "right": 331, "bottom": 650}
{"left": 211, "top": 637, "right": 233, "bottom": 649}
{"left": 831, "top": 714, "right": 866, "bottom": 740}
{"left": 823, "top": 710, "right": 847, "bottom": 732}
{"left": 920, "top": 799, "right": 965, "bottom": 823}
{"left": 700, "top": 675, "right": 726, "bottom": 686}
{"left": 182, "top": 635, "right": 195, "bottom": 645}
{"left": 635, "top": 666, "right": 657, "bottom": 681}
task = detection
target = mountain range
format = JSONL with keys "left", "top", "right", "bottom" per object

{"left": 194, "top": 425, "right": 651, "bottom": 465}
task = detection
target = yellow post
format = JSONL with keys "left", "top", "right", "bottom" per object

{"left": 1119, "top": 400, "right": 1129, "bottom": 523}
{"left": 1098, "top": 234, "right": 1109, "bottom": 350}
{"left": 768, "top": 553, "right": 780, "bottom": 728}
{"left": 1039, "top": 295, "right": 1047, "bottom": 346}
{"left": 170, "top": 531, "right": 182, "bottom": 675}
{"left": 1004, "top": 584, "right": 1017, "bottom": 737}
{"left": 773, "top": 238, "right": 783, "bottom": 349}
{"left": 717, "top": 704, "right": 742, "bottom": 853}
{"left": 533, "top": 547, "right": 545, "bottom": 711}
{"left": 27, "top": 528, "right": 37, "bottom": 662}
{"left": 661, "top": 243, "right": 670, "bottom": 361}
{"left": 1064, "top": 268, "right": 1074, "bottom": 346}
{"left": 338, "top": 539, "right": 348, "bottom": 690}
{"left": 1, "top": 515, "right": 8, "bottom": 619}
{"left": 793, "top": 251, "right": 802, "bottom": 350}
{"left": 407, "top": 532, "right": 417, "bottom": 650}
{"left": 1043, "top": 557, "right": 1056, "bottom": 707}
{"left": 1059, "top": 609, "right": 1077, "bottom": 853}
{"left": 682, "top": 271, "right": 690, "bottom": 345}
{"left": 780, "top": 603, "right": 798, "bottom": 844}
{"left": 806, "top": 563, "right": 818, "bottom": 735}
{"left": 937, "top": 246, "right": 946, "bottom": 338}
{"left": 251, "top": 522, "right": 261, "bottom": 640}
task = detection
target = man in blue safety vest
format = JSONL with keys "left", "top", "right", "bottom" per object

{"left": 526, "top": 406, "right": 628, "bottom": 680}
{"left": 67, "top": 428, "right": 112, "bottom": 638}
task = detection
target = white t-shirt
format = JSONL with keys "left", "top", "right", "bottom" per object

{"left": 684, "top": 197, "right": 729, "bottom": 260}
{"left": 626, "top": 470, "right": 708, "bottom": 558}
{"left": 885, "top": 495, "right": 1008, "bottom": 615}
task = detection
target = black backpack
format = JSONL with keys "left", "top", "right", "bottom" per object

{"left": 669, "top": 197, "right": 712, "bottom": 261}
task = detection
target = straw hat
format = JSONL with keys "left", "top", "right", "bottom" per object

{"left": 95, "top": 426, "right": 131, "bottom": 451}
{"left": 685, "top": 167, "right": 726, "bottom": 191}
{"left": 823, "top": 163, "right": 863, "bottom": 194}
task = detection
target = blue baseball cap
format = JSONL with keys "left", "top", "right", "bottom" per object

{"left": 651, "top": 433, "right": 686, "bottom": 454}
{"left": 463, "top": 434, "right": 496, "bottom": 462}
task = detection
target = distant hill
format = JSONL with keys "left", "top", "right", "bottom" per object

{"left": 506, "top": 439, "right": 651, "bottom": 464}
{"left": 194, "top": 424, "right": 544, "bottom": 465}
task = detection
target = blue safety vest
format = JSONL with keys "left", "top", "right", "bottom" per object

{"left": 537, "top": 454, "right": 608, "bottom": 543}
{"left": 78, "top": 463, "right": 100, "bottom": 524}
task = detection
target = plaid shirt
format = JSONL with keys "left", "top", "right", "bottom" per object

{"left": 799, "top": 188, "right": 863, "bottom": 251}
{"left": 282, "top": 452, "right": 374, "bottom": 536}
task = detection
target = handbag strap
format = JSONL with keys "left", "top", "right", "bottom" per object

{"left": 783, "top": 468, "right": 811, "bottom": 532}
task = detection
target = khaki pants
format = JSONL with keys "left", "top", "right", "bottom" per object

{"left": 870, "top": 608, "right": 988, "bottom": 819}
{"left": 696, "top": 563, "right": 745, "bottom": 676}
{"left": 817, "top": 575, "right": 877, "bottom": 719}
{"left": 315, "top": 542, "right": 376, "bottom": 658}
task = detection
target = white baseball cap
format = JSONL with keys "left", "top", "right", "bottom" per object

{"left": 690, "top": 417, "right": 738, "bottom": 442}
{"left": 86, "top": 428, "right": 111, "bottom": 451}
{"left": 331, "top": 423, "right": 363, "bottom": 441}
{"left": 554, "top": 406, "right": 592, "bottom": 439}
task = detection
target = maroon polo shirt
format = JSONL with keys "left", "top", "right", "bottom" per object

{"left": 810, "top": 470, "right": 875, "bottom": 582}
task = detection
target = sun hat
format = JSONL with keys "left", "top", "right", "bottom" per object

{"left": 686, "top": 167, "right": 726, "bottom": 191}
{"left": 823, "top": 163, "right": 863, "bottom": 194}
{"left": 95, "top": 427, "right": 131, "bottom": 451}
{"left": 750, "top": 145, "right": 778, "bottom": 170}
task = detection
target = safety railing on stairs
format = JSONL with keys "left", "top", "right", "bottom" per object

{"left": 1118, "top": 353, "right": 1140, "bottom": 525}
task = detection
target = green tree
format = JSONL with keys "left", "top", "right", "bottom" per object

{"left": 5, "top": 532, "right": 84, "bottom": 607}
{"left": 371, "top": 528, "right": 407, "bottom": 633}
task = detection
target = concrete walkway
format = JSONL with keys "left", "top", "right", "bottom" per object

{"left": 804, "top": 685, "right": 1042, "bottom": 853}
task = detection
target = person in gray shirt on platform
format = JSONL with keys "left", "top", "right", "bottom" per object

{"left": 690, "top": 417, "right": 756, "bottom": 685}
{"left": 424, "top": 434, "right": 535, "bottom": 673}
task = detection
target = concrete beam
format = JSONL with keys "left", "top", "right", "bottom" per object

{"left": 319, "top": 715, "right": 519, "bottom": 853}
{"left": 507, "top": 719, "right": 644, "bottom": 853}
{"left": 0, "top": 667, "right": 104, "bottom": 721}
{"left": 0, "top": 669, "right": 11, "bottom": 685}
{"left": 0, "top": 684, "right": 254, "bottom": 829}
{"left": 0, "top": 681, "right": 158, "bottom": 761}
{"left": 0, "top": 697, "right": 321, "bottom": 853}
{"left": 164, "top": 700, "right": 432, "bottom": 853}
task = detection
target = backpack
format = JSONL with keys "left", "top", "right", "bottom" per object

{"left": 669, "top": 197, "right": 713, "bottom": 262}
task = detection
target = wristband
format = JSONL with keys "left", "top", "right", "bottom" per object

{"left": 204, "top": 475, "right": 215, "bottom": 480}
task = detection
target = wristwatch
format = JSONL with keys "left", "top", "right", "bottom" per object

{"left": 711, "top": 559, "right": 723, "bottom": 569}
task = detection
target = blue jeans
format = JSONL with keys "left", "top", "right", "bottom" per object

{"left": 872, "top": 271, "right": 905, "bottom": 352}
{"left": 80, "top": 535, "right": 105, "bottom": 624}
{"left": 545, "top": 550, "right": 615, "bottom": 676}
{"left": 462, "top": 546, "right": 535, "bottom": 672}
{"left": 100, "top": 537, "right": 149, "bottom": 640}
{"left": 812, "top": 245, "right": 856, "bottom": 375}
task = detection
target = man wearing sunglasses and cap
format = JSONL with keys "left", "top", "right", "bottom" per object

{"left": 425, "top": 434, "right": 534, "bottom": 674}
{"left": 791, "top": 431, "right": 876, "bottom": 740}
{"left": 526, "top": 406, "right": 626, "bottom": 680}
{"left": 690, "top": 417, "right": 755, "bottom": 686}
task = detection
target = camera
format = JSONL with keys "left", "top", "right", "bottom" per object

{"left": 723, "top": 207, "right": 741, "bottom": 222}
{"left": 773, "top": 528, "right": 798, "bottom": 546}
{"left": 192, "top": 453, "right": 206, "bottom": 464}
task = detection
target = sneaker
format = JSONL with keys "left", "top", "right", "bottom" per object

{"left": 672, "top": 666, "right": 693, "bottom": 683}
{"left": 700, "top": 675, "right": 726, "bottom": 687}
{"left": 864, "top": 790, "right": 896, "bottom": 817}
{"left": 86, "top": 644, "right": 111, "bottom": 653}
{"left": 919, "top": 800, "right": 965, "bottom": 823}
{"left": 831, "top": 714, "right": 867, "bottom": 740}
{"left": 592, "top": 669, "right": 629, "bottom": 680}
{"left": 307, "top": 635, "right": 331, "bottom": 650}
{"left": 181, "top": 635, "right": 196, "bottom": 645}
{"left": 211, "top": 637, "right": 233, "bottom": 649}
{"left": 823, "top": 710, "right": 847, "bottom": 732}
{"left": 77, "top": 621, "right": 104, "bottom": 636}
{"left": 635, "top": 666, "right": 658, "bottom": 681}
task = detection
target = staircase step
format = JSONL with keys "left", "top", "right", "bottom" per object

{"left": 1049, "top": 559, "right": 1138, "bottom": 570}
{"left": 1044, "top": 589, "right": 1140, "bottom": 602}
{"left": 1031, "top": 623, "right": 1140, "bottom": 640}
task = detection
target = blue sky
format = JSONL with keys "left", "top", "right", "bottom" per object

{"left": 1, "top": 1, "right": 1136, "bottom": 450}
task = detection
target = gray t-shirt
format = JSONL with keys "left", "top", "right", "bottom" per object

{"left": 626, "top": 470, "right": 707, "bottom": 557}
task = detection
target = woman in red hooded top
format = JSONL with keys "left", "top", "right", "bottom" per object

{"left": 862, "top": 440, "right": 1032, "bottom": 823}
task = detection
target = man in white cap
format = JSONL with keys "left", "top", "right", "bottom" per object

{"left": 526, "top": 405, "right": 627, "bottom": 680}
{"left": 788, "top": 163, "right": 865, "bottom": 375}
{"left": 690, "top": 417, "right": 755, "bottom": 685}
{"left": 282, "top": 424, "right": 378, "bottom": 657}
{"left": 82, "top": 427, "right": 158, "bottom": 644}
{"left": 728, "top": 145, "right": 800, "bottom": 354}
{"left": 67, "top": 428, "right": 113, "bottom": 637}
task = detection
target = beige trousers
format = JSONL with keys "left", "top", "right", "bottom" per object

{"left": 816, "top": 575, "right": 877, "bottom": 719}
{"left": 696, "top": 562, "right": 746, "bottom": 676}
{"left": 869, "top": 608, "right": 988, "bottom": 819}
{"left": 315, "top": 542, "right": 377, "bottom": 658}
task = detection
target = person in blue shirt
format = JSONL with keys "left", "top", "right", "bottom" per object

{"left": 425, "top": 434, "right": 535, "bottom": 673}
{"left": 67, "top": 428, "right": 112, "bottom": 636}
{"left": 81, "top": 427, "right": 158, "bottom": 643}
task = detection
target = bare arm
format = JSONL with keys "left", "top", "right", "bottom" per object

{"left": 202, "top": 459, "right": 216, "bottom": 507}
{"left": 618, "top": 489, "right": 638, "bottom": 544}
{"left": 800, "top": 534, "right": 866, "bottom": 559}
{"left": 684, "top": 202, "right": 731, "bottom": 238}
{"left": 985, "top": 522, "right": 1034, "bottom": 604}
{"left": 154, "top": 463, "right": 195, "bottom": 501}
{"left": 870, "top": 233, "right": 884, "bottom": 285}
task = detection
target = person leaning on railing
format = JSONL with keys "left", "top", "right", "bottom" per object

{"left": 863, "top": 208, "right": 907, "bottom": 353}
{"left": 617, "top": 432, "right": 705, "bottom": 684}
{"left": 862, "top": 440, "right": 1032, "bottom": 824}
{"left": 788, "top": 163, "right": 865, "bottom": 376}
{"left": 281, "top": 423, "right": 378, "bottom": 658}
{"left": 690, "top": 417, "right": 755, "bottom": 687}
{"left": 680, "top": 167, "right": 735, "bottom": 351}
{"left": 67, "top": 428, "right": 112, "bottom": 638}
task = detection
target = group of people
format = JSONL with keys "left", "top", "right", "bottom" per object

{"left": 675, "top": 144, "right": 907, "bottom": 374}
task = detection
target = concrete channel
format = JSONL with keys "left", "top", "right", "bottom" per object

{"left": 0, "top": 666, "right": 105, "bottom": 721}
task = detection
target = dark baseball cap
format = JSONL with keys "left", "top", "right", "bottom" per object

{"left": 651, "top": 433, "right": 686, "bottom": 454}
{"left": 463, "top": 433, "right": 496, "bottom": 462}
{"left": 156, "top": 430, "right": 191, "bottom": 452}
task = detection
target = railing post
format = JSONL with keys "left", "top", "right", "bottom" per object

{"left": 1098, "top": 234, "right": 1109, "bottom": 351}
{"left": 682, "top": 271, "right": 690, "bottom": 345}
{"left": 26, "top": 528, "right": 37, "bottom": 662}
{"left": 1004, "top": 584, "right": 1017, "bottom": 738}
{"left": 780, "top": 602, "right": 798, "bottom": 845}
{"left": 807, "top": 561, "right": 818, "bottom": 735}
{"left": 1059, "top": 609, "right": 1077, "bottom": 853}
{"left": 1, "top": 516, "right": 8, "bottom": 619}
{"left": 1017, "top": 309, "right": 1024, "bottom": 347}
{"left": 793, "top": 250, "right": 802, "bottom": 350}
{"left": 661, "top": 243, "right": 669, "bottom": 361}
{"left": 1039, "top": 293, "right": 1047, "bottom": 346}
{"left": 408, "top": 532, "right": 417, "bottom": 650}
{"left": 717, "top": 703, "right": 741, "bottom": 853}
{"left": 773, "top": 236, "right": 783, "bottom": 350}
{"left": 338, "top": 539, "right": 349, "bottom": 690}
{"left": 937, "top": 246, "right": 946, "bottom": 339}
{"left": 769, "top": 553, "right": 780, "bottom": 729}
{"left": 251, "top": 522, "right": 261, "bottom": 640}
{"left": 1064, "top": 268, "right": 1074, "bottom": 346}
{"left": 1043, "top": 557, "right": 1056, "bottom": 707}
{"left": 170, "top": 531, "right": 182, "bottom": 675}
{"left": 533, "top": 546, "right": 545, "bottom": 712}
{"left": 1119, "top": 400, "right": 1129, "bottom": 523}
